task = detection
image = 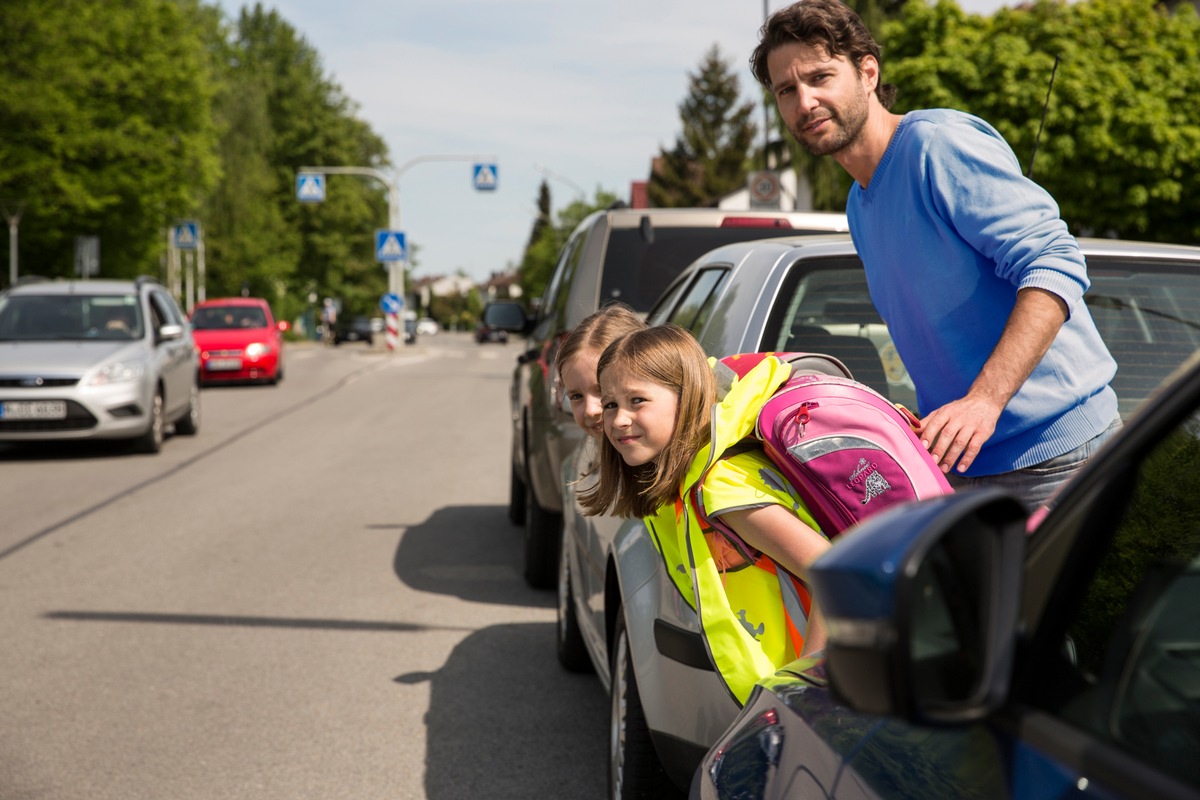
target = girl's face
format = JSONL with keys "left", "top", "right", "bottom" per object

{"left": 600, "top": 364, "right": 679, "bottom": 467}
{"left": 560, "top": 348, "right": 604, "bottom": 438}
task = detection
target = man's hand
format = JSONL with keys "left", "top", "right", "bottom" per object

{"left": 918, "top": 394, "right": 1004, "bottom": 474}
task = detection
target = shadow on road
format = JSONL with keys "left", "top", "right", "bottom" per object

{"left": 391, "top": 505, "right": 550, "bottom": 608}
{"left": 396, "top": 621, "right": 607, "bottom": 800}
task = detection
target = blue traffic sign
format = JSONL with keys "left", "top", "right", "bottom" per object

{"left": 296, "top": 173, "right": 326, "bottom": 202}
{"left": 375, "top": 230, "right": 407, "bottom": 262}
{"left": 173, "top": 221, "right": 200, "bottom": 250}
{"left": 473, "top": 163, "right": 498, "bottom": 192}
{"left": 380, "top": 292, "right": 402, "bottom": 314}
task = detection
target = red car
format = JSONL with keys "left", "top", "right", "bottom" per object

{"left": 190, "top": 298, "right": 286, "bottom": 385}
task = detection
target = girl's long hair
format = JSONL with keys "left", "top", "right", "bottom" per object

{"left": 555, "top": 302, "right": 646, "bottom": 386}
{"left": 579, "top": 325, "right": 715, "bottom": 519}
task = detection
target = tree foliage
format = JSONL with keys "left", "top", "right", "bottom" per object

{"left": 882, "top": 0, "right": 1200, "bottom": 243}
{"left": 648, "top": 45, "right": 757, "bottom": 208}
{"left": 0, "top": 0, "right": 221, "bottom": 279}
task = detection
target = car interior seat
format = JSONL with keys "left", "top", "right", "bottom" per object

{"left": 785, "top": 323, "right": 890, "bottom": 399}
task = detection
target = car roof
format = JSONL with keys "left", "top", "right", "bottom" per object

{"left": 4, "top": 278, "right": 147, "bottom": 297}
{"left": 594, "top": 207, "right": 849, "bottom": 231}
{"left": 192, "top": 297, "right": 270, "bottom": 308}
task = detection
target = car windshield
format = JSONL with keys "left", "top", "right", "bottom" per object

{"left": 0, "top": 293, "right": 143, "bottom": 342}
{"left": 192, "top": 306, "right": 267, "bottom": 330}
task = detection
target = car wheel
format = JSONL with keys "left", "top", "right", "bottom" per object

{"left": 508, "top": 462, "right": 526, "bottom": 525}
{"left": 610, "top": 614, "right": 676, "bottom": 799}
{"left": 133, "top": 389, "right": 165, "bottom": 454}
{"left": 557, "top": 529, "right": 592, "bottom": 673}
{"left": 524, "top": 482, "right": 561, "bottom": 589}
{"left": 174, "top": 381, "right": 200, "bottom": 436}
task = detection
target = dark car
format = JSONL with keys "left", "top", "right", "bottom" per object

{"left": 334, "top": 315, "right": 374, "bottom": 346}
{"left": 475, "top": 317, "right": 510, "bottom": 344}
{"left": 695, "top": 348, "right": 1200, "bottom": 799}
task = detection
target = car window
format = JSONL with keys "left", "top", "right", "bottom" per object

{"left": 665, "top": 268, "right": 728, "bottom": 334}
{"left": 599, "top": 227, "right": 804, "bottom": 313}
{"left": 1086, "top": 263, "right": 1200, "bottom": 418}
{"left": 0, "top": 293, "right": 143, "bottom": 341}
{"left": 1038, "top": 401, "right": 1200, "bottom": 789}
{"left": 645, "top": 276, "right": 691, "bottom": 327}
{"left": 760, "top": 257, "right": 915, "bottom": 410}
{"left": 541, "top": 229, "right": 585, "bottom": 325}
{"left": 148, "top": 291, "right": 175, "bottom": 331}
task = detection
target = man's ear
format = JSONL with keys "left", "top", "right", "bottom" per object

{"left": 858, "top": 54, "right": 881, "bottom": 94}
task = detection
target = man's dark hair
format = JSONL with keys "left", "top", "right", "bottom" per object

{"left": 750, "top": 0, "right": 897, "bottom": 109}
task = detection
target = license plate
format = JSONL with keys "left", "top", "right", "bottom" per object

{"left": 0, "top": 400, "right": 68, "bottom": 420}
{"left": 206, "top": 358, "right": 242, "bottom": 371}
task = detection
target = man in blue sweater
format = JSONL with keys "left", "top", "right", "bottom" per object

{"left": 751, "top": 0, "right": 1121, "bottom": 510}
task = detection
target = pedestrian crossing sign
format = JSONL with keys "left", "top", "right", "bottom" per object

{"left": 296, "top": 172, "right": 326, "bottom": 203}
{"left": 375, "top": 230, "right": 406, "bottom": 262}
{"left": 173, "top": 221, "right": 200, "bottom": 250}
{"left": 473, "top": 163, "right": 498, "bottom": 192}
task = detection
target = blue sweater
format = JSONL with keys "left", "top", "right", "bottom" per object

{"left": 847, "top": 109, "right": 1117, "bottom": 476}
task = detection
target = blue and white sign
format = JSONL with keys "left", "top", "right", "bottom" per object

{"left": 473, "top": 163, "right": 498, "bottom": 192}
{"left": 173, "top": 221, "right": 200, "bottom": 250}
{"left": 380, "top": 292, "right": 402, "bottom": 315}
{"left": 375, "top": 229, "right": 407, "bottom": 262}
{"left": 296, "top": 172, "right": 326, "bottom": 203}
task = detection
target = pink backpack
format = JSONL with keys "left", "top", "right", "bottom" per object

{"left": 698, "top": 352, "right": 953, "bottom": 557}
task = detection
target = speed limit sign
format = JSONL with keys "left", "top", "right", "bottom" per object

{"left": 748, "top": 170, "right": 782, "bottom": 209}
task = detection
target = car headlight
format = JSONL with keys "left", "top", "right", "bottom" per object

{"left": 88, "top": 360, "right": 146, "bottom": 386}
{"left": 245, "top": 342, "right": 271, "bottom": 358}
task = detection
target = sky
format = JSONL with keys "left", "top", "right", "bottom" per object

{"left": 215, "top": 0, "right": 1007, "bottom": 284}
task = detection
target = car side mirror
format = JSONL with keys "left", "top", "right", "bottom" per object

{"left": 483, "top": 301, "right": 530, "bottom": 334}
{"left": 158, "top": 323, "right": 184, "bottom": 342}
{"left": 808, "top": 489, "right": 1027, "bottom": 726}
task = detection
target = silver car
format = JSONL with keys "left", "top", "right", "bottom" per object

{"left": 0, "top": 277, "right": 200, "bottom": 453}
{"left": 556, "top": 233, "right": 1200, "bottom": 797}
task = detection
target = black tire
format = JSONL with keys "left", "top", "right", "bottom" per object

{"left": 523, "top": 482, "right": 561, "bottom": 589}
{"left": 557, "top": 528, "right": 592, "bottom": 673}
{"left": 133, "top": 389, "right": 165, "bottom": 454}
{"left": 174, "top": 381, "right": 200, "bottom": 436}
{"left": 610, "top": 614, "right": 675, "bottom": 799}
{"left": 508, "top": 462, "right": 527, "bottom": 525}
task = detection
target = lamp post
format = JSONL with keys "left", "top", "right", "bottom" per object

{"left": 533, "top": 163, "right": 586, "bottom": 203}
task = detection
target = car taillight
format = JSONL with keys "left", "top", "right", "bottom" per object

{"left": 719, "top": 217, "right": 794, "bottom": 228}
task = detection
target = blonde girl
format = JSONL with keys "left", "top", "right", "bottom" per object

{"left": 555, "top": 302, "right": 646, "bottom": 443}
{"left": 580, "top": 325, "right": 831, "bottom": 669}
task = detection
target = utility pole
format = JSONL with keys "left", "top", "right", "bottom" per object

{"left": 2, "top": 201, "right": 23, "bottom": 288}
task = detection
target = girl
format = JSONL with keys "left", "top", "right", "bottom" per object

{"left": 555, "top": 302, "right": 646, "bottom": 445}
{"left": 580, "top": 325, "right": 831, "bottom": 703}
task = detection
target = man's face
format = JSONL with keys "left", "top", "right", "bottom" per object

{"left": 767, "top": 41, "right": 873, "bottom": 157}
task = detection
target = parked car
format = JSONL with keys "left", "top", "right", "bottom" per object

{"left": 475, "top": 317, "right": 510, "bottom": 343}
{"left": 335, "top": 315, "right": 374, "bottom": 346}
{"left": 492, "top": 206, "right": 850, "bottom": 589}
{"left": 695, "top": 346, "right": 1200, "bottom": 800}
{"left": 557, "top": 233, "right": 1200, "bottom": 797}
{"left": 0, "top": 276, "right": 200, "bottom": 453}
{"left": 416, "top": 317, "right": 439, "bottom": 336}
{"left": 190, "top": 297, "right": 285, "bottom": 385}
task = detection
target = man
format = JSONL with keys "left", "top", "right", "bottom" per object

{"left": 751, "top": 0, "right": 1120, "bottom": 510}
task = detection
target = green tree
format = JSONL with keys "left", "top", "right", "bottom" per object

{"left": 648, "top": 45, "right": 757, "bottom": 208}
{"left": 882, "top": 0, "right": 1200, "bottom": 243}
{"left": 0, "top": 0, "right": 221, "bottom": 283}
{"left": 214, "top": 3, "right": 391, "bottom": 322}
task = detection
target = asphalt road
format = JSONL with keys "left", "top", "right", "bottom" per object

{"left": 0, "top": 332, "right": 607, "bottom": 800}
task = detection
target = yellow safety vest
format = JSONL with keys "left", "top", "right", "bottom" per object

{"left": 644, "top": 354, "right": 820, "bottom": 706}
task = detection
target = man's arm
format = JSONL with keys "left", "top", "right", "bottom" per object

{"left": 919, "top": 287, "right": 1068, "bottom": 474}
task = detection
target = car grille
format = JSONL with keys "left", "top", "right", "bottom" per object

{"left": 205, "top": 349, "right": 243, "bottom": 357}
{"left": 0, "top": 400, "right": 96, "bottom": 432}
{"left": 0, "top": 376, "right": 80, "bottom": 388}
